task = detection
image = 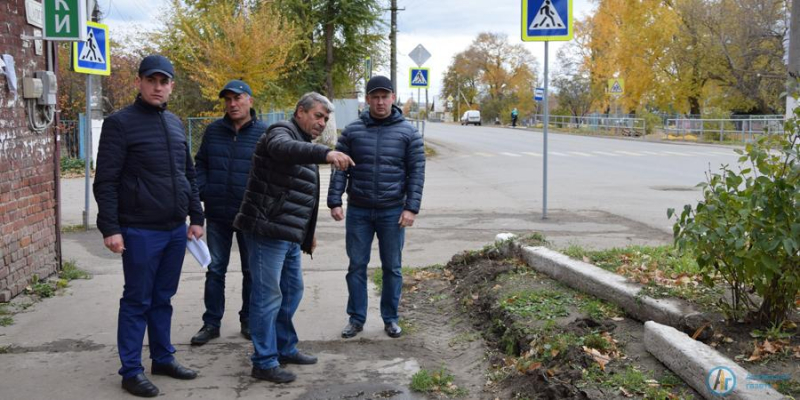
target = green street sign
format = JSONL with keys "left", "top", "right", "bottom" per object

{"left": 44, "top": 0, "right": 87, "bottom": 41}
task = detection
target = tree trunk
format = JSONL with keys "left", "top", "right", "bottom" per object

{"left": 756, "top": 275, "right": 792, "bottom": 325}
{"left": 324, "top": 1, "right": 335, "bottom": 99}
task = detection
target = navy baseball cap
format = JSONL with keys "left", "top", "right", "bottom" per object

{"left": 138, "top": 55, "right": 174, "bottom": 79}
{"left": 366, "top": 75, "right": 393, "bottom": 94}
{"left": 219, "top": 80, "right": 253, "bottom": 97}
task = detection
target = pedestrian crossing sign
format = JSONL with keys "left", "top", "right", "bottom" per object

{"left": 607, "top": 78, "right": 624, "bottom": 95}
{"left": 73, "top": 21, "right": 110, "bottom": 75}
{"left": 409, "top": 68, "right": 430, "bottom": 89}
{"left": 522, "top": 0, "right": 573, "bottom": 41}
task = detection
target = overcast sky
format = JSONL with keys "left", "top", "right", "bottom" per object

{"left": 100, "top": 0, "right": 595, "bottom": 105}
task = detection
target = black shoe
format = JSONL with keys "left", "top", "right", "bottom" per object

{"left": 384, "top": 322, "right": 402, "bottom": 338}
{"left": 341, "top": 322, "right": 363, "bottom": 339}
{"left": 121, "top": 373, "right": 159, "bottom": 397}
{"left": 251, "top": 366, "right": 296, "bottom": 383}
{"left": 190, "top": 324, "right": 220, "bottom": 346}
{"left": 151, "top": 359, "right": 198, "bottom": 380}
{"left": 241, "top": 321, "right": 251, "bottom": 340}
{"left": 279, "top": 351, "right": 318, "bottom": 365}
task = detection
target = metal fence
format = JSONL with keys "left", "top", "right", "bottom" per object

{"left": 58, "top": 119, "right": 81, "bottom": 158}
{"left": 664, "top": 118, "right": 784, "bottom": 143}
{"left": 527, "top": 114, "right": 647, "bottom": 138}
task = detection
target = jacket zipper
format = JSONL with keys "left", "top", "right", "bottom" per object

{"left": 160, "top": 111, "right": 179, "bottom": 219}
{"left": 373, "top": 126, "right": 381, "bottom": 208}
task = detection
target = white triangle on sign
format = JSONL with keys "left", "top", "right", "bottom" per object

{"left": 78, "top": 30, "right": 105, "bottom": 64}
{"left": 529, "top": 0, "right": 566, "bottom": 30}
{"left": 412, "top": 70, "right": 427, "bottom": 85}
{"left": 610, "top": 81, "right": 623, "bottom": 93}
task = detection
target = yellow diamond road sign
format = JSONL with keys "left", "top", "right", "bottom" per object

{"left": 607, "top": 78, "right": 624, "bottom": 95}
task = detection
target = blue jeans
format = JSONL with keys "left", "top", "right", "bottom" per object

{"left": 202, "top": 220, "right": 251, "bottom": 327}
{"left": 345, "top": 205, "right": 405, "bottom": 326}
{"left": 245, "top": 234, "right": 304, "bottom": 370}
{"left": 118, "top": 224, "right": 187, "bottom": 378}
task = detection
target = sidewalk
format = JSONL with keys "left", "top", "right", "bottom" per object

{"left": 0, "top": 175, "right": 424, "bottom": 399}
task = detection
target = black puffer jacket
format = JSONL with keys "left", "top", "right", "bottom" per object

{"left": 327, "top": 105, "right": 425, "bottom": 213}
{"left": 94, "top": 96, "right": 204, "bottom": 237}
{"left": 194, "top": 109, "right": 265, "bottom": 225}
{"left": 233, "top": 119, "right": 330, "bottom": 253}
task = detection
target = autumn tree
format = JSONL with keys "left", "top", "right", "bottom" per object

{"left": 274, "top": 0, "right": 386, "bottom": 99}
{"left": 441, "top": 32, "right": 538, "bottom": 123}
{"left": 158, "top": 0, "right": 300, "bottom": 111}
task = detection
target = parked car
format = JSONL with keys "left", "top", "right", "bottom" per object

{"left": 460, "top": 110, "right": 481, "bottom": 126}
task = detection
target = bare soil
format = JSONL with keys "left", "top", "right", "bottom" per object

{"left": 400, "top": 247, "right": 700, "bottom": 399}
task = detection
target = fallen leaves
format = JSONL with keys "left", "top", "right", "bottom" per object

{"left": 583, "top": 332, "right": 622, "bottom": 371}
{"left": 745, "top": 338, "right": 791, "bottom": 362}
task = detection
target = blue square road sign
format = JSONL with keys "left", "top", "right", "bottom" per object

{"left": 522, "top": 0, "right": 572, "bottom": 41}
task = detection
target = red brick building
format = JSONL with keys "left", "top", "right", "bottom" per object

{"left": 0, "top": 1, "right": 61, "bottom": 301}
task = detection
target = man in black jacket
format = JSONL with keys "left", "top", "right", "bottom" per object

{"left": 94, "top": 55, "right": 204, "bottom": 398}
{"left": 190, "top": 80, "right": 264, "bottom": 346}
{"left": 328, "top": 75, "right": 426, "bottom": 340}
{"left": 233, "top": 92, "right": 353, "bottom": 384}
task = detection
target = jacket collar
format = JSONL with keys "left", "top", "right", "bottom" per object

{"left": 290, "top": 117, "right": 313, "bottom": 142}
{"left": 134, "top": 94, "right": 168, "bottom": 112}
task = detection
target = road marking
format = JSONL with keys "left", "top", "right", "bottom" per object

{"left": 592, "top": 151, "right": 619, "bottom": 157}
{"left": 549, "top": 151, "right": 568, "bottom": 157}
{"left": 475, "top": 152, "right": 495, "bottom": 157}
{"left": 661, "top": 151, "right": 692, "bottom": 156}
{"left": 639, "top": 151, "right": 664, "bottom": 156}
{"left": 500, "top": 152, "right": 522, "bottom": 157}
{"left": 710, "top": 151, "right": 735, "bottom": 156}
{"left": 567, "top": 151, "right": 594, "bottom": 157}
{"left": 522, "top": 152, "right": 542, "bottom": 157}
{"left": 615, "top": 150, "right": 644, "bottom": 156}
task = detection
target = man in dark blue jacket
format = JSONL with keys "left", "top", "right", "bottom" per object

{"left": 94, "top": 55, "right": 204, "bottom": 398}
{"left": 327, "top": 76, "right": 426, "bottom": 340}
{"left": 190, "top": 80, "right": 265, "bottom": 346}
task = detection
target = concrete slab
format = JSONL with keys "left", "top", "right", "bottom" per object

{"left": 644, "top": 321, "right": 787, "bottom": 400}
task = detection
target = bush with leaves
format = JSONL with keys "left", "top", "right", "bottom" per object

{"left": 669, "top": 110, "right": 799, "bottom": 325}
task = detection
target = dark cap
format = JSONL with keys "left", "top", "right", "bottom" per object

{"left": 138, "top": 55, "right": 174, "bottom": 79}
{"left": 366, "top": 75, "right": 393, "bottom": 94}
{"left": 218, "top": 80, "right": 253, "bottom": 97}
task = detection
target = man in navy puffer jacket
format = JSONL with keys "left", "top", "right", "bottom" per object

{"left": 190, "top": 80, "right": 265, "bottom": 346}
{"left": 94, "top": 55, "right": 204, "bottom": 398}
{"left": 327, "top": 75, "right": 426, "bottom": 340}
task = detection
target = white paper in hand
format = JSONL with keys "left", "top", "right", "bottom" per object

{"left": 187, "top": 237, "right": 211, "bottom": 269}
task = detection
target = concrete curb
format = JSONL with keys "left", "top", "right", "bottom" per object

{"left": 495, "top": 236, "right": 708, "bottom": 334}
{"left": 644, "top": 321, "right": 788, "bottom": 400}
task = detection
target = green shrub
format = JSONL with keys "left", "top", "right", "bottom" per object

{"left": 60, "top": 157, "right": 85, "bottom": 174}
{"left": 670, "top": 108, "right": 800, "bottom": 324}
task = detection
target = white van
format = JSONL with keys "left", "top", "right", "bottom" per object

{"left": 460, "top": 110, "right": 481, "bottom": 126}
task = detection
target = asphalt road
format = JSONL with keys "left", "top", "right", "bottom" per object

{"left": 421, "top": 122, "right": 741, "bottom": 241}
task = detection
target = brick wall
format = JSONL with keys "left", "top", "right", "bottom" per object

{"left": 0, "top": 0, "right": 59, "bottom": 302}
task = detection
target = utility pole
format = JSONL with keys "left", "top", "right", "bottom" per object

{"left": 787, "top": 0, "right": 799, "bottom": 118}
{"left": 390, "top": 0, "right": 402, "bottom": 103}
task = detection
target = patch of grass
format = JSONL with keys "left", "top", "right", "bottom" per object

{"left": 424, "top": 144, "right": 437, "bottom": 157}
{"left": 398, "top": 319, "right": 416, "bottom": 335}
{"left": 0, "top": 316, "right": 12, "bottom": 326}
{"left": 372, "top": 266, "right": 415, "bottom": 291}
{"left": 0, "top": 345, "right": 9, "bottom": 354}
{"left": 429, "top": 293, "right": 449, "bottom": 303}
{"left": 775, "top": 379, "right": 800, "bottom": 396}
{"left": 27, "top": 275, "right": 55, "bottom": 298}
{"left": 60, "top": 224, "right": 88, "bottom": 233}
{"left": 60, "top": 260, "right": 90, "bottom": 281}
{"left": 576, "top": 296, "right": 623, "bottom": 320}
{"left": 60, "top": 157, "right": 86, "bottom": 174}
{"left": 582, "top": 333, "right": 611, "bottom": 351}
{"left": 561, "top": 244, "right": 700, "bottom": 276}
{"left": 500, "top": 289, "right": 573, "bottom": 320}
{"left": 410, "top": 366, "right": 468, "bottom": 397}
{"left": 582, "top": 364, "right": 685, "bottom": 398}
{"left": 520, "top": 232, "right": 549, "bottom": 247}
{"left": 750, "top": 321, "right": 795, "bottom": 341}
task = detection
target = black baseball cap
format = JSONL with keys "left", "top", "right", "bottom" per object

{"left": 366, "top": 75, "right": 393, "bottom": 94}
{"left": 219, "top": 80, "right": 253, "bottom": 97}
{"left": 138, "top": 55, "right": 174, "bottom": 79}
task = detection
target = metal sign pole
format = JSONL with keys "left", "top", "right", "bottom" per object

{"left": 417, "top": 88, "right": 421, "bottom": 130}
{"left": 83, "top": 75, "right": 91, "bottom": 229}
{"left": 542, "top": 41, "right": 549, "bottom": 219}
